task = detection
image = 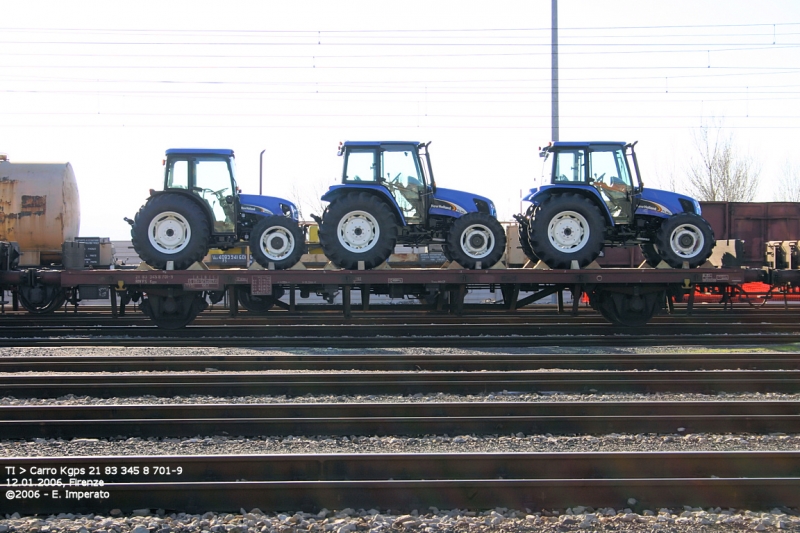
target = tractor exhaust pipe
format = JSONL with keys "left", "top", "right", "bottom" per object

{"left": 259, "top": 149, "right": 266, "bottom": 196}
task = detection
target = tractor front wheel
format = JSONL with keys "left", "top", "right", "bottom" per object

{"left": 445, "top": 212, "right": 506, "bottom": 269}
{"left": 250, "top": 216, "right": 306, "bottom": 269}
{"left": 654, "top": 213, "right": 715, "bottom": 268}
{"left": 319, "top": 192, "right": 398, "bottom": 270}
{"left": 528, "top": 193, "right": 605, "bottom": 269}
{"left": 131, "top": 194, "right": 211, "bottom": 270}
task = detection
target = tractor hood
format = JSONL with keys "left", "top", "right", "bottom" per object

{"left": 239, "top": 193, "right": 299, "bottom": 220}
{"left": 637, "top": 187, "right": 702, "bottom": 217}
{"left": 432, "top": 187, "right": 497, "bottom": 217}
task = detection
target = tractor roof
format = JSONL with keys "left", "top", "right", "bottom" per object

{"left": 550, "top": 141, "right": 626, "bottom": 148}
{"left": 165, "top": 148, "right": 234, "bottom": 156}
{"left": 342, "top": 141, "right": 420, "bottom": 148}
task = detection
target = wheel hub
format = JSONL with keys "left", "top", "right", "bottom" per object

{"left": 260, "top": 226, "right": 295, "bottom": 260}
{"left": 460, "top": 224, "right": 494, "bottom": 259}
{"left": 548, "top": 211, "right": 589, "bottom": 252}
{"left": 337, "top": 211, "right": 380, "bottom": 252}
{"left": 148, "top": 211, "right": 192, "bottom": 254}
{"left": 670, "top": 224, "right": 704, "bottom": 258}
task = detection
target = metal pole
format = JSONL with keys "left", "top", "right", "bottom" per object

{"left": 259, "top": 149, "right": 266, "bottom": 196}
{"left": 551, "top": 0, "right": 559, "bottom": 141}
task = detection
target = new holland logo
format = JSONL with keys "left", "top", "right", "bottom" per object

{"left": 431, "top": 200, "right": 467, "bottom": 215}
{"left": 241, "top": 204, "right": 274, "bottom": 215}
{"left": 637, "top": 200, "right": 672, "bottom": 216}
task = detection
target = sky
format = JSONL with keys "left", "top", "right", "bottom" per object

{"left": 2, "top": 0, "right": 800, "bottom": 239}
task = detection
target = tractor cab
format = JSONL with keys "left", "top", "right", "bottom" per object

{"left": 338, "top": 141, "right": 434, "bottom": 225}
{"left": 542, "top": 142, "right": 642, "bottom": 225}
{"left": 164, "top": 148, "right": 238, "bottom": 235}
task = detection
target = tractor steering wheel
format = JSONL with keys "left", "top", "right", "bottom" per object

{"left": 203, "top": 187, "right": 229, "bottom": 197}
{"left": 391, "top": 172, "right": 403, "bottom": 183}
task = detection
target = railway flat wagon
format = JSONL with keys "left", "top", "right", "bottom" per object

{"left": 0, "top": 261, "right": 765, "bottom": 329}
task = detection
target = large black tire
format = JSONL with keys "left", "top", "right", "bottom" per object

{"left": 250, "top": 216, "right": 306, "bottom": 269}
{"left": 444, "top": 212, "right": 506, "bottom": 269}
{"left": 131, "top": 194, "right": 211, "bottom": 270}
{"left": 518, "top": 217, "right": 538, "bottom": 262}
{"left": 640, "top": 243, "right": 662, "bottom": 267}
{"left": 528, "top": 193, "right": 605, "bottom": 269}
{"left": 318, "top": 192, "right": 398, "bottom": 270}
{"left": 654, "top": 213, "right": 716, "bottom": 268}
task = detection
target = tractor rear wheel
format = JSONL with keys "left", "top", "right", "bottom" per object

{"left": 529, "top": 193, "right": 605, "bottom": 269}
{"left": 131, "top": 194, "right": 211, "bottom": 270}
{"left": 319, "top": 192, "right": 398, "bottom": 270}
{"left": 518, "top": 217, "right": 538, "bottom": 262}
{"left": 640, "top": 243, "right": 662, "bottom": 267}
{"left": 250, "top": 216, "right": 306, "bottom": 269}
{"left": 654, "top": 213, "right": 715, "bottom": 268}
{"left": 445, "top": 212, "right": 506, "bottom": 269}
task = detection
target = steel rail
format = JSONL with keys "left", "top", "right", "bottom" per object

{"left": 2, "top": 370, "right": 800, "bottom": 398}
{"left": 2, "top": 333, "right": 800, "bottom": 348}
{"left": 2, "top": 401, "right": 799, "bottom": 439}
{"left": 2, "top": 307, "right": 797, "bottom": 327}
{"left": 2, "top": 452, "right": 799, "bottom": 514}
{"left": 2, "top": 352, "right": 800, "bottom": 373}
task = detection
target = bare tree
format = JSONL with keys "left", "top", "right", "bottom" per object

{"left": 774, "top": 160, "right": 800, "bottom": 202}
{"left": 686, "top": 121, "right": 760, "bottom": 202}
{"left": 289, "top": 178, "right": 331, "bottom": 222}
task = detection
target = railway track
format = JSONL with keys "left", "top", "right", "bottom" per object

{"left": 2, "top": 351, "right": 799, "bottom": 372}
{"left": 3, "top": 452, "right": 799, "bottom": 514}
{"left": 2, "top": 400, "right": 799, "bottom": 439}
{"left": 3, "top": 349, "right": 800, "bottom": 516}
{"left": 1, "top": 323, "right": 800, "bottom": 348}
{"left": 3, "top": 369, "right": 800, "bottom": 397}
{"left": 0, "top": 370, "right": 800, "bottom": 398}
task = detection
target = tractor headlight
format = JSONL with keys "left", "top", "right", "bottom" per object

{"left": 280, "top": 203, "right": 297, "bottom": 219}
{"left": 474, "top": 199, "right": 496, "bottom": 216}
{"left": 693, "top": 199, "right": 702, "bottom": 216}
{"left": 679, "top": 198, "right": 702, "bottom": 215}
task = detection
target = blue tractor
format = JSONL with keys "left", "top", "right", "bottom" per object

{"left": 128, "top": 149, "right": 306, "bottom": 319}
{"left": 315, "top": 141, "right": 506, "bottom": 270}
{"left": 516, "top": 141, "right": 715, "bottom": 270}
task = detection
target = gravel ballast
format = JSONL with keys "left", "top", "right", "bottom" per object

{"left": 3, "top": 345, "right": 800, "bottom": 531}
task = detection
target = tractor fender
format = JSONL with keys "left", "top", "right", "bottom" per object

{"left": 524, "top": 185, "right": 615, "bottom": 227}
{"left": 146, "top": 190, "right": 216, "bottom": 233}
{"left": 321, "top": 184, "right": 407, "bottom": 226}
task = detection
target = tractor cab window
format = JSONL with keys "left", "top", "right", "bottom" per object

{"left": 553, "top": 150, "right": 585, "bottom": 183}
{"left": 589, "top": 147, "right": 633, "bottom": 224}
{"left": 166, "top": 160, "right": 189, "bottom": 189}
{"left": 343, "top": 149, "right": 377, "bottom": 182}
{"left": 194, "top": 157, "right": 235, "bottom": 233}
{"left": 381, "top": 146, "right": 424, "bottom": 223}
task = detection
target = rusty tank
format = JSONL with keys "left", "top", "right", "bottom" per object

{"left": 0, "top": 154, "right": 80, "bottom": 266}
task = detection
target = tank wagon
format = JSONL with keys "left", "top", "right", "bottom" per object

{"left": 0, "top": 154, "right": 80, "bottom": 266}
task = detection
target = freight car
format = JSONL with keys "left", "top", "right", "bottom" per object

{"left": 0, "top": 153, "right": 80, "bottom": 266}
{"left": 0, "top": 241, "right": 772, "bottom": 328}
